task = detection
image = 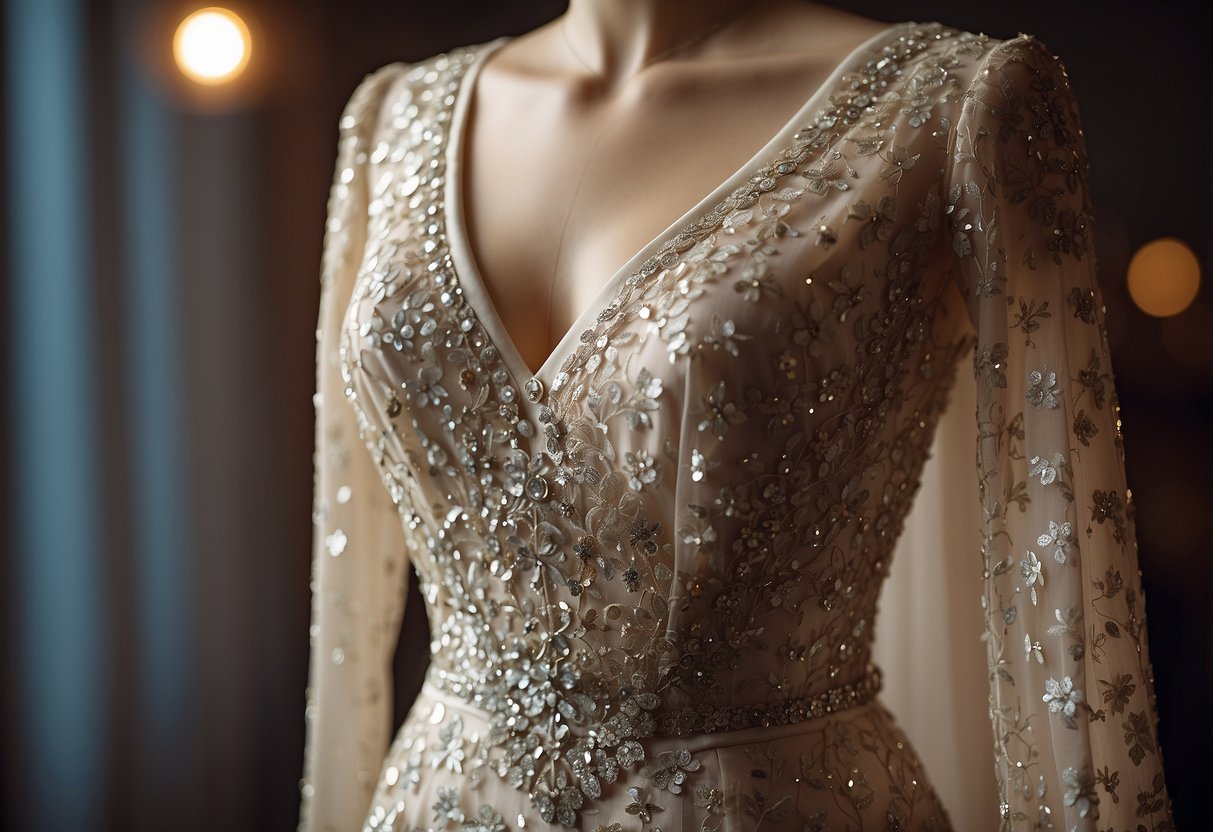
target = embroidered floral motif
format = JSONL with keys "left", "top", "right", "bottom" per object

{"left": 1025, "top": 366, "right": 1061, "bottom": 409}
{"left": 1042, "top": 675, "right": 1085, "bottom": 729}
{"left": 1061, "top": 766, "right": 1099, "bottom": 818}
{"left": 1028, "top": 451, "right": 1064, "bottom": 485}
{"left": 1019, "top": 549, "right": 1045, "bottom": 606}
{"left": 1037, "top": 519, "right": 1075, "bottom": 564}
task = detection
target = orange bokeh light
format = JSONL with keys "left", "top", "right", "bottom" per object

{"left": 1127, "top": 237, "right": 1201, "bottom": 318}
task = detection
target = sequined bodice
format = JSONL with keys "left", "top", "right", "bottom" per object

{"left": 301, "top": 19, "right": 1175, "bottom": 832}
{"left": 340, "top": 20, "right": 973, "bottom": 808}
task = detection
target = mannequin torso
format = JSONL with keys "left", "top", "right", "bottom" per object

{"left": 457, "top": 0, "right": 895, "bottom": 376}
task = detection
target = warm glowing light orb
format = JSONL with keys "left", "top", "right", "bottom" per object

{"left": 173, "top": 8, "right": 251, "bottom": 85}
{"left": 1127, "top": 237, "right": 1201, "bottom": 318}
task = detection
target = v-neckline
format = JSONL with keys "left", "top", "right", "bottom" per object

{"left": 443, "top": 19, "right": 914, "bottom": 390}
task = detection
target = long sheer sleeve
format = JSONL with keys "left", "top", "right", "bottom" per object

{"left": 298, "top": 63, "right": 411, "bottom": 832}
{"left": 945, "top": 35, "right": 1176, "bottom": 828}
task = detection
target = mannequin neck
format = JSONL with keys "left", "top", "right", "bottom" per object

{"left": 559, "top": 0, "right": 788, "bottom": 84}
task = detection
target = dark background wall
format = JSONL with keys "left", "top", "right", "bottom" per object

{"left": 1, "top": 2, "right": 1207, "bottom": 830}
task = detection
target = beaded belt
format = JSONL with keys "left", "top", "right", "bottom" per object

{"left": 422, "top": 663, "right": 883, "bottom": 738}
{"left": 654, "top": 664, "right": 883, "bottom": 736}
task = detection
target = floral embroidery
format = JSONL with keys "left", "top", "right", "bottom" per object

{"left": 462, "top": 805, "right": 508, "bottom": 832}
{"left": 1047, "top": 605, "right": 1085, "bottom": 663}
{"left": 1042, "top": 675, "right": 1084, "bottom": 729}
{"left": 433, "top": 787, "right": 464, "bottom": 826}
{"left": 1061, "top": 766, "right": 1099, "bottom": 819}
{"left": 1036, "top": 519, "right": 1074, "bottom": 564}
{"left": 1122, "top": 710, "right": 1157, "bottom": 765}
{"left": 1013, "top": 298, "right": 1052, "bottom": 348}
{"left": 1091, "top": 488, "right": 1127, "bottom": 543}
{"left": 623, "top": 449, "right": 661, "bottom": 491}
{"left": 1027, "top": 451, "right": 1064, "bottom": 485}
{"left": 433, "top": 714, "right": 466, "bottom": 773}
{"left": 1073, "top": 408, "right": 1098, "bottom": 446}
{"left": 624, "top": 786, "right": 663, "bottom": 825}
{"left": 1019, "top": 549, "right": 1045, "bottom": 605}
{"left": 1024, "top": 366, "right": 1061, "bottom": 409}
{"left": 1024, "top": 633, "right": 1044, "bottom": 664}
{"left": 975, "top": 342, "right": 1009, "bottom": 388}
{"left": 640, "top": 749, "right": 701, "bottom": 793}
{"left": 693, "top": 380, "right": 748, "bottom": 438}
{"left": 1098, "top": 673, "right": 1136, "bottom": 715}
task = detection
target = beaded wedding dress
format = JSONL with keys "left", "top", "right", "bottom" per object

{"left": 298, "top": 19, "right": 1175, "bottom": 832}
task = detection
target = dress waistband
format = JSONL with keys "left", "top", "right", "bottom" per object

{"left": 656, "top": 664, "right": 883, "bottom": 736}
{"left": 421, "top": 662, "right": 883, "bottom": 738}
